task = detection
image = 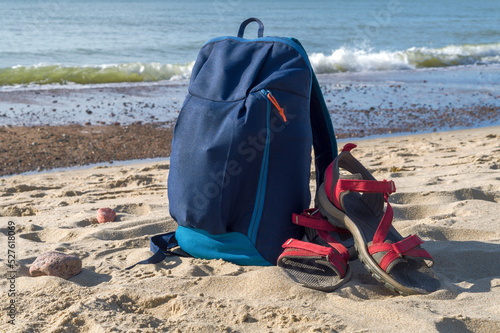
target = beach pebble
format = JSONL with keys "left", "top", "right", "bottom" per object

{"left": 97, "top": 207, "right": 116, "bottom": 223}
{"left": 29, "top": 251, "right": 82, "bottom": 279}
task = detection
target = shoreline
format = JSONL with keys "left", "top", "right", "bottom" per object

{"left": 1, "top": 66, "right": 499, "bottom": 127}
{"left": 2, "top": 123, "right": 499, "bottom": 178}
{"left": 1, "top": 66, "right": 499, "bottom": 176}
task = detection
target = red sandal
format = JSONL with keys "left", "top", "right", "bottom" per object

{"left": 316, "top": 144, "right": 440, "bottom": 295}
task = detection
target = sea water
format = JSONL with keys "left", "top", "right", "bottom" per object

{"left": 0, "top": 0, "right": 499, "bottom": 86}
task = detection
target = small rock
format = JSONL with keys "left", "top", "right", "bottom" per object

{"left": 29, "top": 251, "right": 82, "bottom": 279}
{"left": 97, "top": 207, "right": 116, "bottom": 223}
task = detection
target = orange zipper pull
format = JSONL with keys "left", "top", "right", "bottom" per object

{"left": 267, "top": 92, "right": 287, "bottom": 122}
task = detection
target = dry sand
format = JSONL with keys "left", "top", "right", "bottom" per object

{"left": 1, "top": 126, "right": 499, "bottom": 332}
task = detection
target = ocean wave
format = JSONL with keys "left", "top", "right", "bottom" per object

{"left": 1, "top": 43, "right": 499, "bottom": 86}
{"left": 309, "top": 43, "right": 500, "bottom": 73}
{"left": 0, "top": 62, "right": 194, "bottom": 86}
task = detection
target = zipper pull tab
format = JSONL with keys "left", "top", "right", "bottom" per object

{"left": 265, "top": 90, "right": 287, "bottom": 122}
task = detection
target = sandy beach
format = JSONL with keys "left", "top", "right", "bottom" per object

{"left": 1, "top": 125, "right": 499, "bottom": 332}
{"left": 2, "top": 0, "right": 500, "bottom": 331}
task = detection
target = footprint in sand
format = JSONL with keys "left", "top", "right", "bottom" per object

{"left": 19, "top": 228, "right": 85, "bottom": 243}
{"left": 58, "top": 190, "right": 84, "bottom": 197}
{"left": 0, "top": 205, "right": 38, "bottom": 217}
{"left": 89, "top": 221, "right": 164, "bottom": 241}
{"left": 392, "top": 200, "right": 455, "bottom": 221}
{"left": 4, "top": 184, "right": 61, "bottom": 193}
{"left": 392, "top": 188, "right": 499, "bottom": 206}
{"left": 391, "top": 186, "right": 499, "bottom": 244}
{"left": 19, "top": 232, "right": 44, "bottom": 242}
{"left": 107, "top": 175, "right": 156, "bottom": 189}
{"left": 75, "top": 217, "right": 99, "bottom": 227}
{"left": 452, "top": 188, "right": 499, "bottom": 203}
{"left": 114, "top": 203, "right": 152, "bottom": 220}
{"left": 138, "top": 163, "right": 170, "bottom": 172}
{"left": 435, "top": 316, "right": 500, "bottom": 333}
{"left": 430, "top": 241, "right": 500, "bottom": 281}
{"left": 1, "top": 184, "right": 60, "bottom": 201}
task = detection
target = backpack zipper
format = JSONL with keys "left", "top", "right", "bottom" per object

{"left": 247, "top": 90, "right": 273, "bottom": 243}
{"left": 261, "top": 89, "right": 287, "bottom": 122}
{"left": 248, "top": 90, "right": 287, "bottom": 243}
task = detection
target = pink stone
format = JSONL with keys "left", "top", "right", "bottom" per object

{"left": 97, "top": 207, "right": 116, "bottom": 223}
{"left": 29, "top": 251, "right": 82, "bottom": 280}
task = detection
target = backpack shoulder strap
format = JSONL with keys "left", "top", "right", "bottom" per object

{"left": 290, "top": 38, "right": 338, "bottom": 186}
{"left": 310, "top": 69, "right": 338, "bottom": 186}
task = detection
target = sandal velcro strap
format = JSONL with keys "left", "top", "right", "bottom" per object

{"left": 368, "top": 235, "right": 434, "bottom": 272}
{"left": 280, "top": 238, "right": 348, "bottom": 277}
{"left": 293, "top": 209, "right": 351, "bottom": 262}
{"left": 292, "top": 208, "right": 349, "bottom": 233}
{"left": 332, "top": 179, "right": 395, "bottom": 211}
{"left": 337, "top": 179, "right": 396, "bottom": 195}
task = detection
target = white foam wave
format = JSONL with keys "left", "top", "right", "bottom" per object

{"left": 110, "top": 62, "right": 195, "bottom": 81}
{"left": 309, "top": 43, "right": 500, "bottom": 73}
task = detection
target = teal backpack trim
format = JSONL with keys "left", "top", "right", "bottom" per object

{"left": 247, "top": 89, "right": 273, "bottom": 244}
{"left": 176, "top": 226, "right": 272, "bottom": 266}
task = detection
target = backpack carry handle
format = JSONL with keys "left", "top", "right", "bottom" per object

{"left": 237, "top": 17, "right": 264, "bottom": 38}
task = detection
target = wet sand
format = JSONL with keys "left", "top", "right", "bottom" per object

{"left": 0, "top": 124, "right": 173, "bottom": 177}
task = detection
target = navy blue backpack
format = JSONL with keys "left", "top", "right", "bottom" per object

{"left": 131, "top": 18, "right": 337, "bottom": 268}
